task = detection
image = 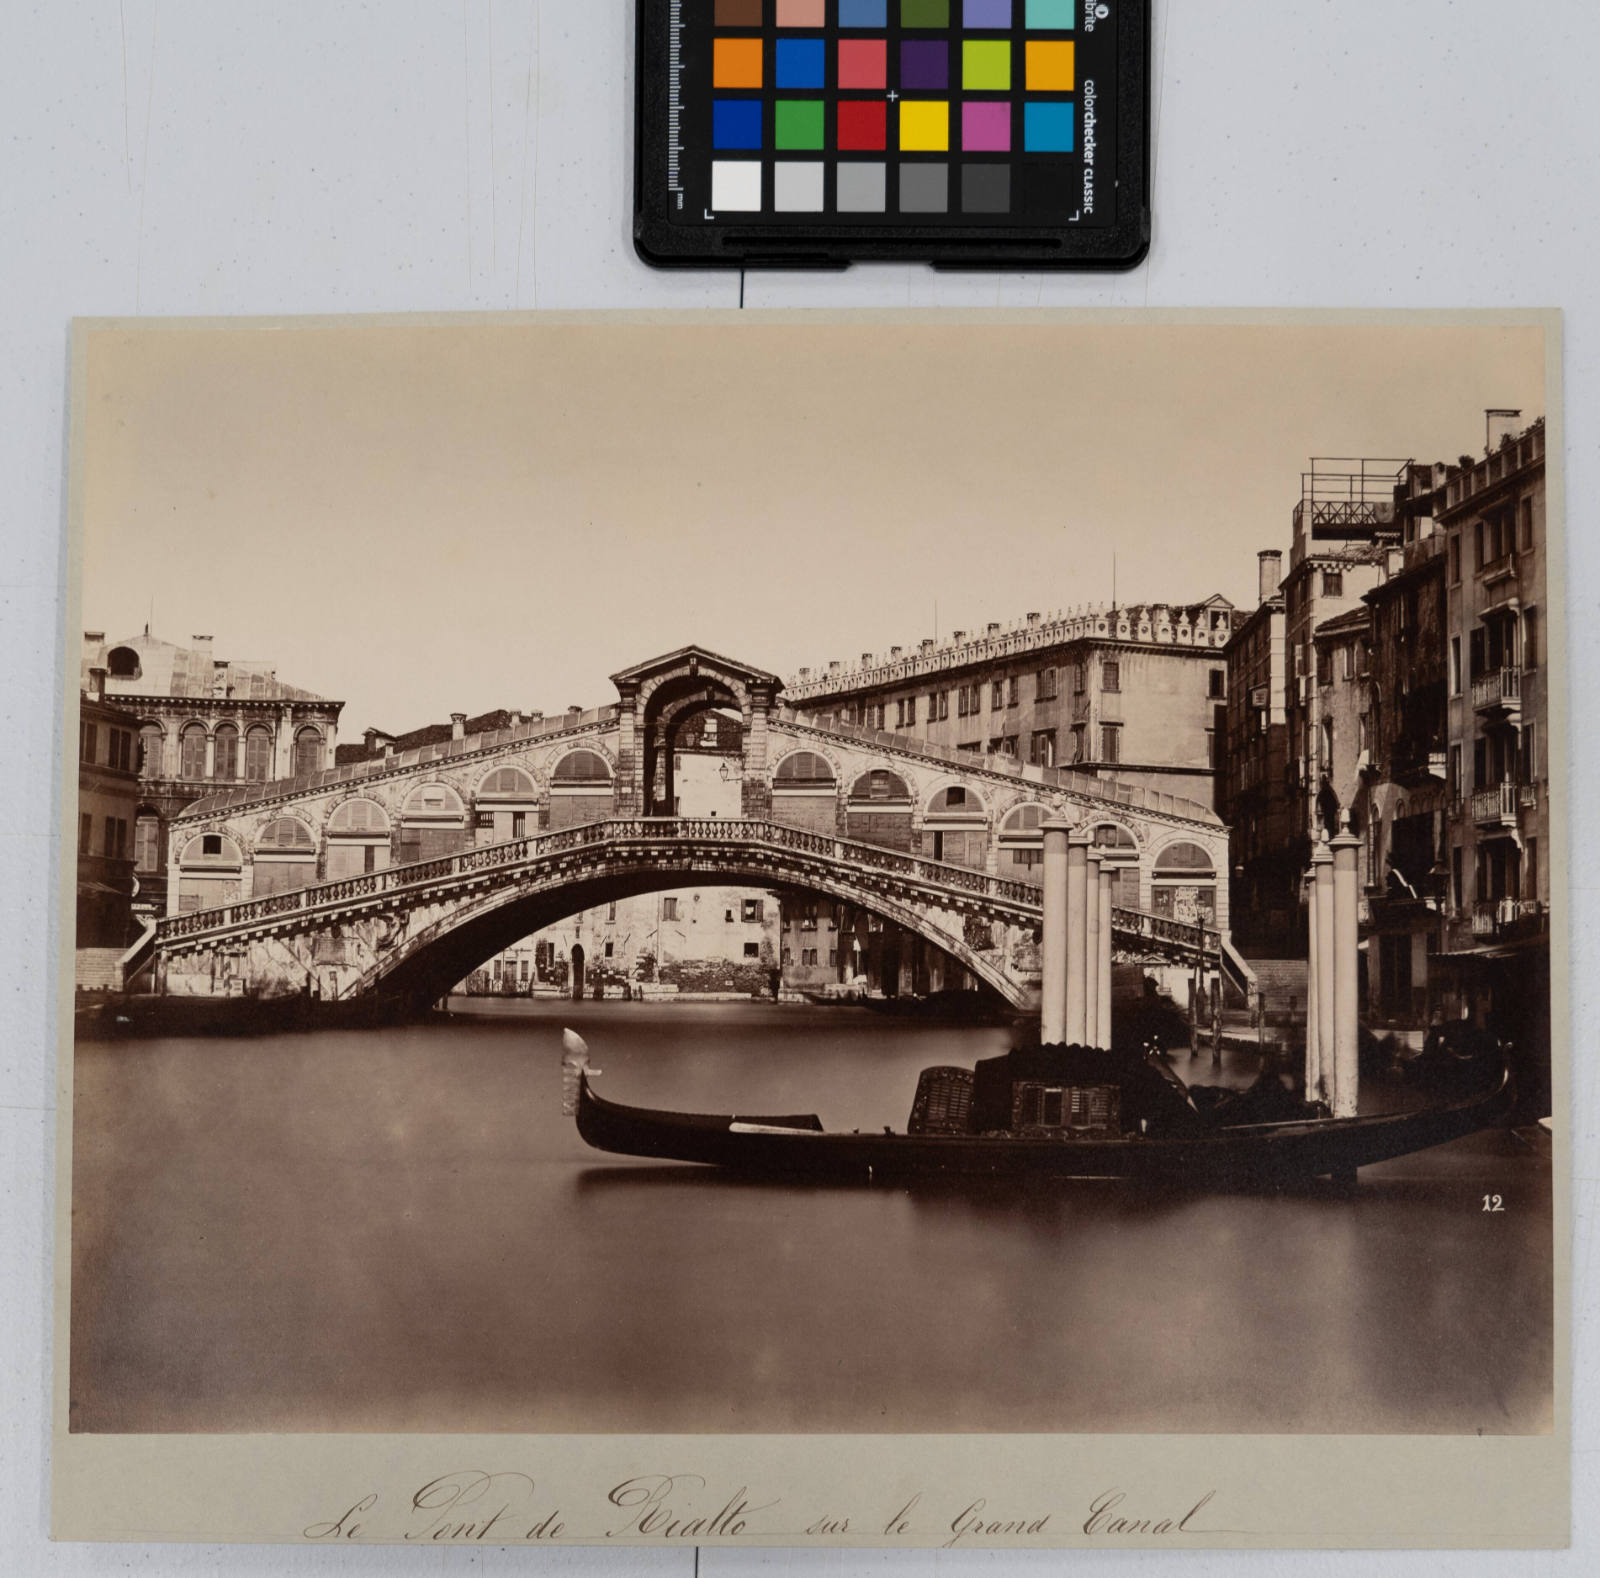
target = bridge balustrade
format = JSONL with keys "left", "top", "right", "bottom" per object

{"left": 155, "top": 817, "right": 1217, "bottom": 962}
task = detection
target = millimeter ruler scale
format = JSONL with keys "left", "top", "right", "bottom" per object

{"left": 666, "top": 0, "right": 684, "bottom": 209}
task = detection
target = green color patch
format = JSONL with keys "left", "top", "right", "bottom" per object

{"left": 902, "top": 0, "right": 951, "bottom": 27}
{"left": 963, "top": 40, "right": 1011, "bottom": 91}
{"left": 775, "top": 99, "right": 826, "bottom": 150}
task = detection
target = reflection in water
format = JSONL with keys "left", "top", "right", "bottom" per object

{"left": 70, "top": 1002, "right": 1551, "bottom": 1435}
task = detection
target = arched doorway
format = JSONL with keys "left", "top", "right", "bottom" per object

{"left": 609, "top": 647, "right": 783, "bottom": 819}
{"left": 570, "top": 942, "right": 585, "bottom": 1001}
{"left": 1152, "top": 840, "right": 1217, "bottom": 927}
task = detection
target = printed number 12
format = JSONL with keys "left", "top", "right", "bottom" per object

{"left": 1482, "top": 1194, "right": 1505, "bottom": 1212}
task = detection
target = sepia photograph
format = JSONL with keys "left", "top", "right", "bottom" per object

{"left": 55, "top": 311, "right": 1566, "bottom": 1540}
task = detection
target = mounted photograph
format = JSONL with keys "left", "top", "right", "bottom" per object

{"left": 54, "top": 311, "right": 1568, "bottom": 1545}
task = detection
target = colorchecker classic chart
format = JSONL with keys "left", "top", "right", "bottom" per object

{"left": 635, "top": 0, "right": 1150, "bottom": 268}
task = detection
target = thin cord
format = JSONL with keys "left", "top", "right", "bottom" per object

{"left": 739, "top": 267, "right": 746, "bottom": 308}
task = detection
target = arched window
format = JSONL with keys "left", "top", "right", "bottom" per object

{"left": 998, "top": 803, "right": 1051, "bottom": 883}
{"left": 107, "top": 646, "right": 140, "bottom": 679}
{"left": 1151, "top": 841, "right": 1217, "bottom": 928}
{"left": 475, "top": 765, "right": 539, "bottom": 844}
{"left": 251, "top": 817, "right": 319, "bottom": 897}
{"left": 244, "top": 726, "right": 272, "bottom": 782}
{"left": 922, "top": 783, "right": 987, "bottom": 870}
{"left": 844, "top": 769, "right": 913, "bottom": 852}
{"left": 552, "top": 750, "right": 612, "bottom": 784}
{"left": 327, "top": 798, "right": 391, "bottom": 878}
{"left": 327, "top": 798, "right": 391, "bottom": 835}
{"left": 549, "top": 750, "right": 613, "bottom": 832}
{"left": 848, "top": 769, "right": 910, "bottom": 803}
{"left": 256, "top": 817, "right": 316, "bottom": 851}
{"left": 175, "top": 831, "right": 243, "bottom": 913}
{"left": 774, "top": 751, "right": 835, "bottom": 786}
{"left": 138, "top": 723, "right": 164, "bottom": 780}
{"left": 294, "top": 726, "right": 323, "bottom": 777}
{"left": 398, "top": 782, "right": 469, "bottom": 862}
{"left": 478, "top": 766, "right": 537, "bottom": 797}
{"left": 213, "top": 723, "right": 238, "bottom": 781}
{"left": 771, "top": 751, "right": 837, "bottom": 835}
{"left": 179, "top": 723, "right": 207, "bottom": 781}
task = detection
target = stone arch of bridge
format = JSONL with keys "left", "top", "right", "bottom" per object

{"left": 342, "top": 858, "right": 1025, "bottom": 1013}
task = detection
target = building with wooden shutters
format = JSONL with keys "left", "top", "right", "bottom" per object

{"left": 80, "top": 629, "right": 343, "bottom": 921}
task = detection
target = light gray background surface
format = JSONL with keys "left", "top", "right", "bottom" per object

{"left": 3, "top": 3, "right": 1596, "bottom": 1573}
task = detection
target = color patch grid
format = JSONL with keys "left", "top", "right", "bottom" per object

{"left": 705, "top": 1, "right": 1079, "bottom": 218}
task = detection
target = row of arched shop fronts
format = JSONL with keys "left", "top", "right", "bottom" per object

{"left": 166, "top": 745, "right": 1221, "bottom": 926}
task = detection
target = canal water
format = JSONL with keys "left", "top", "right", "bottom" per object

{"left": 70, "top": 1002, "right": 1552, "bottom": 1436}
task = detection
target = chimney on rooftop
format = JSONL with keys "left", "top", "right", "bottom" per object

{"left": 798, "top": 667, "right": 811, "bottom": 681}
{"left": 1026, "top": 612, "right": 1041, "bottom": 626}
{"left": 1257, "top": 549, "right": 1283, "bottom": 606}
{"left": 952, "top": 630, "right": 966, "bottom": 643}
{"left": 1485, "top": 408, "right": 1523, "bottom": 454}
{"left": 87, "top": 666, "right": 106, "bottom": 702}
{"left": 861, "top": 652, "right": 873, "bottom": 665}
{"left": 889, "top": 646, "right": 902, "bottom": 658}
{"left": 829, "top": 660, "right": 842, "bottom": 674}
{"left": 566, "top": 705, "right": 583, "bottom": 716}
{"left": 986, "top": 622, "right": 1001, "bottom": 635}
{"left": 508, "top": 709, "right": 522, "bottom": 727}
{"left": 919, "top": 638, "right": 935, "bottom": 653}
{"left": 529, "top": 710, "right": 544, "bottom": 724}
{"left": 451, "top": 712, "right": 467, "bottom": 740}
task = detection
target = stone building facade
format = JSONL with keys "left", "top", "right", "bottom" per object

{"left": 786, "top": 599, "right": 1239, "bottom": 808}
{"left": 467, "top": 887, "right": 781, "bottom": 998}
{"left": 1435, "top": 416, "right": 1550, "bottom": 1053}
{"left": 81, "top": 630, "right": 343, "bottom": 919}
{"left": 75, "top": 680, "right": 142, "bottom": 981}
{"left": 1220, "top": 419, "right": 1552, "bottom": 1059}
{"left": 1219, "top": 553, "right": 1292, "bottom": 949}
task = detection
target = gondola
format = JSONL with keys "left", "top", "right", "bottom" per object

{"left": 561, "top": 1031, "right": 1515, "bottom": 1186}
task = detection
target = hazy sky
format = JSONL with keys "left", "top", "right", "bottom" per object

{"left": 80, "top": 315, "right": 1547, "bottom": 736}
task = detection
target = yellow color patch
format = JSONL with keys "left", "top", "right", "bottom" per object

{"left": 899, "top": 100, "right": 950, "bottom": 152}
{"left": 714, "top": 37, "right": 765, "bottom": 89}
{"left": 1026, "top": 40, "right": 1075, "bottom": 92}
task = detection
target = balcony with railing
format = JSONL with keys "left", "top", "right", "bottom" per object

{"left": 1470, "top": 898, "right": 1548, "bottom": 944}
{"left": 1469, "top": 780, "right": 1521, "bottom": 830}
{"left": 1471, "top": 667, "right": 1521, "bottom": 717}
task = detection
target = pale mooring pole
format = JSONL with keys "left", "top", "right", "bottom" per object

{"left": 1313, "top": 833, "right": 1336, "bottom": 1108}
{"left": 1305, "top": 859, "right": 1322, "bottom": 1102}
{"left": 1096, "top": 859, "right": 1115, "bottom": 1050}
{"left": 1084, "top": 849, "right": 1102, "bottom": 1048}
{"left": 1331, "top": 815, "right": 1362, "bottom": 1121}
{"left": 1039, "top": 817, "right": 1072, "bottom": 1044}
{"left": 1065, "top": 830, "right": 1092, "bottom": 1044}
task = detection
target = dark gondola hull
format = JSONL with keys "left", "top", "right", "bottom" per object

{"left": 574, "top": 1070, "right": 1516, "bottom": 1184}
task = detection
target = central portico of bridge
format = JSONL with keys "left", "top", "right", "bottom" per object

{"left": 149, "top": 646, "right": 1239, "bottom": 1014}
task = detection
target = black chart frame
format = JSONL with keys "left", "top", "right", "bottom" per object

{"left": 634, "top": 0, "right": 1151, "bottom": 271}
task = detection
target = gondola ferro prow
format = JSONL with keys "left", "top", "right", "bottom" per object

{"left": 561, "top": 1027, "right": 600, "bottom": 1118}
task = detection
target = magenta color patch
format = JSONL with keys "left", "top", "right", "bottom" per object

{"left": 962, "top": 101, "right": 1012, "bottom": 152}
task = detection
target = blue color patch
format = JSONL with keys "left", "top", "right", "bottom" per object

{"left": 775, "top": 38, "right": 826, "bottom": 90}
{"left": 840, "top": 0, "right": 888, "bottom": 24}
{"left": 1024, "top": 100, "right": 1075, "bottom": 152}
{"left": 713, "top": 99, "right": 763, "bottom": 151}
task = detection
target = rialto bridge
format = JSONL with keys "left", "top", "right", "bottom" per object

{"left": 145, "top": 647, "right": 1240, "bottom": 1014}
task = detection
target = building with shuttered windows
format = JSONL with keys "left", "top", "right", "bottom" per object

{"left": 80, "top": 629, "right": 343, "bottom": 919}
